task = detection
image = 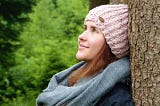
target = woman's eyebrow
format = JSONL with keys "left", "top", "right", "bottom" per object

{"left": 84, "top": 24, "right": 98, "bottom": 29}
{"left": 90, "top": 25, "right": 98, "bottom": 29}
{"left": 91, "top": 26, "right": 100, "bottom": 31}
{"left": 91, "top": 26, "right": 96, "bottom": 28}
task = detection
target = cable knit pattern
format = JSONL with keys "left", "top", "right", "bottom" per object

{"left": 84, "top": 4, "right": 129, "bottom": 58}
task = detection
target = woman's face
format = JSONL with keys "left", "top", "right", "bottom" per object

{"left": 76, "top": 21, "right": 106, "bottom": 62}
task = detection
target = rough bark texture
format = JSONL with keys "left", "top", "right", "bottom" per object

{"left": 110, "top": 0, "right": 128, "bottom": 4}
{"left": 89, "top": 0, "right": 109, "bottom": 10}
{"left": 128, "top": 0, "right": 160, "bottom": 106}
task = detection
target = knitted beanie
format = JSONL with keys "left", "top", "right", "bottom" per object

{"left": 84, "top": 4, "right": 129, "bottom": 58}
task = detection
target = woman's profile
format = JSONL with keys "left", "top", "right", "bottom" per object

{"left": 36, "top": 4, "right": 134, "bottom": 106}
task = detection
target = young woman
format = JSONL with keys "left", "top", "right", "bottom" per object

{"left": 36, "top": 4, "right": 134, "bottom": 106}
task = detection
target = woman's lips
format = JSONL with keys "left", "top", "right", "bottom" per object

{"left": 79, "top": 43, "right": 89, "bottom": 49}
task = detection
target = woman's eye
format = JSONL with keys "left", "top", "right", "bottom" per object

{"left": 84, "top": 26, "right": 87, "bottom": 30}
{"left": 92, "top": 28, "right": 96, "bottom": 32}
{"left": 92, "top": 28, "right": 98, "bottom": 33}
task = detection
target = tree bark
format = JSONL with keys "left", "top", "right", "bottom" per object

{"left": 128, "top": 0, "right": 160, "bottom": 106}
{"left": 89, "top": 0, "right": 109, "bottom": 10}
{"left": 110, "top": 0, "right": 128, "bottom": 4}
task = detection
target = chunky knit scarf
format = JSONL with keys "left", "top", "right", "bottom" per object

{"left": 36, "top": 56, "right": 130, "bottom": 106}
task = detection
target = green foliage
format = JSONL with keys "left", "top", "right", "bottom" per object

{"left": 0, "top": 0, "right": 88, "bottom": 105}
{"left": 0, "top": 0, "right": 36, "bottom": 69}
{"left": 1, "top": 96, "right": 35, "bottom": 106}
{"left": 0, "top": 0, "right": 36, "bottom": 104}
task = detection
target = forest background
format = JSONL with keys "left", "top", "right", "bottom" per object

{"left": 0, "top": 0, "right": 89, "bottom": 105}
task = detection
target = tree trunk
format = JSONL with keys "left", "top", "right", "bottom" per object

{"left": 89, "top": 0, "right": 109, "bottom": 10}
{"left": 128, "top": 0, "right": 160, "bottom": 106}
{"left": 110, "top": 0, "right": 128, "bottom": 4}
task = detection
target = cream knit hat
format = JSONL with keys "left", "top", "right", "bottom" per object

{"left": 84, "top": 4, "right": 129, "bottom": 58}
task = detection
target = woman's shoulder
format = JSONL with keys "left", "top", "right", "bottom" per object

{"left": 95, "top": 77, "right": 135, "bottom": 106}
{"left": 109, "top": 56, "right": 130, "bottom": 68}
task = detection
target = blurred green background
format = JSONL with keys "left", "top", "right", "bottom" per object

{"left": 0, "top": 0, "right": 88, "bottom": 105}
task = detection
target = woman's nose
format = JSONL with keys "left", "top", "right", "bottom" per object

{"left": 78, "top": 31, "right": 88, "bottom": 41}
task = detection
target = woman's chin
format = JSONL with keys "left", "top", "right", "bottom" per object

{"left": 76, "top": 53, "right": 85, "bottom": 61}
{"left": 76, "top": 55, "right": 82, "bottom": 61}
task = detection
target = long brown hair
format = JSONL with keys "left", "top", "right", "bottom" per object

{"left": 68, "top": 42, "right": 117, "bottom": 86}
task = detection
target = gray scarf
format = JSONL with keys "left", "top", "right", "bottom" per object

{"left": 36, "top": 56, "right": 130, "bottom": 106}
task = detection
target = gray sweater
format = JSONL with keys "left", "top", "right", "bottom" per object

{"left": 36, "top": 56, "right": 130, "bottom": 106}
